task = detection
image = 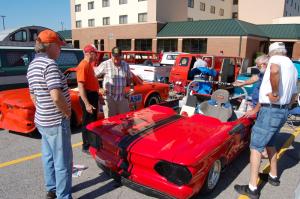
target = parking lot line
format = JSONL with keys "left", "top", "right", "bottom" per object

{"left": 238, "top": 128, "right": 300, "bottom": 199}
{"left": 0, "top": 142, "right": 83, "bottom": 169}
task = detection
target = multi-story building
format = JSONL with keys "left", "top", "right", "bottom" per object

{"left": 238, "top": 0, "right": 300, "bottom": 24}
{"left": 71, "top": 0, "right": 233, "bottom": 51}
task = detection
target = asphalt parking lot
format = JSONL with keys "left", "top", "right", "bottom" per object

{"left": 1, "top": 124, "right": 300, "bottom": 199}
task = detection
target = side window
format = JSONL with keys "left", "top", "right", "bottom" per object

{"left": 29, "top": 29, "right": 39, "bottom": 41}
{"left": 56, "top": 51, "right": 79, "bottom": 66}
{"left": 3, "top": 51, "right": 30, "bottom": 67}
{"left": 179, "top": 57, "right": 189, "bottom": 66}
{"left": 10, "top": 30, "right": 27, "bottom": 42}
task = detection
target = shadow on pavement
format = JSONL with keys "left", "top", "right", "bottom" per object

{"left": 72, "top": 172, "right": 111, "bottom": 193}
{"left": 193, "top": 149, "right": 250, "bottom": 199}
{"left": 73, "top": 171, "right": 121, "bottom": 199}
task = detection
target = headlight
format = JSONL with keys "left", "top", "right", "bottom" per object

{"left": 154, "top": 161, "right": 192, "bottom": 186}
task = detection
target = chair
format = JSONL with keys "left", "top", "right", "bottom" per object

{"left": 287, "top": 94, "right": 300, "bottom": 129}
{"left": 198, "top": 89, "right": 232, "bottom": 122}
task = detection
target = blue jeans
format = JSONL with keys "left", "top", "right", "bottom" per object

{"left": 250, "top": 106, "right": 289, "bottom": 152}
{"left": 37, "top": 118, "right": 73, "bottom": 199}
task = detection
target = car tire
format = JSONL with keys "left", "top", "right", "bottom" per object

{"left": 96, "top": 161, "right": 121, "bottom": 183}
{"left": 200, "top": 159, "right": 222, "bottom": 194}
{"left": 145, "top": 94, "right": 160, "bottom": 107}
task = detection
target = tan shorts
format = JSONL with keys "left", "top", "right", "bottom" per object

{"left": 103, "top": 95, "right": 130, "bottom": 118}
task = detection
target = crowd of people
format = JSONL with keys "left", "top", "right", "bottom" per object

{"left": 26, "top": 30, "right": 298, "bottom": 199}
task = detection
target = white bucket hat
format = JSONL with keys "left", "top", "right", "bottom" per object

{"left": 269, "top": 42, "right": 286, "bottom": 53}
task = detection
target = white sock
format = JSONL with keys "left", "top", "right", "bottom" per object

{"left": 248, "top": 183, "right": 257, "bottom": 191}
{"left": 269, "top": 173, "right": 277, "bottom": 179}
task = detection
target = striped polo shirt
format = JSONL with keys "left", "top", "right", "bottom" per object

{"left": 27, "top": 53, "right": 71, "bottom": 127}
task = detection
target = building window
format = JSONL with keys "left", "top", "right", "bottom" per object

{"left": 88, "top": 1, "right": 94, "bottom": 10}
{"left": 182, "top": 39, "right": 207, "bottom": 53}
{"left": 157, "top": 39, "right": 178, "bottom": 52}
{"left": 188, "top": 0, "right": 194, "bottom": 8}
{"left": 210, "top": 6, "right": 215, "bottom": 14}
{"left": 135, "top": 39, "right": 152, "bottom": 51}
{"left": 88, "top": 19, "right": 95, "bottom": 27}
{"left": 75, "top": 20, "right": 82, "bottom": 28}
{"left": 75, "top": 4, "right": 81, "bottom": 12}
{"left": 232, "top": 12, "right": 238, "bottom": 18}
{"left": 119, "top": 0, "right": 127, "bottom": 4}
{"left": 119, "top": 15, "right": 128, "bottom": 24}
{"left": 116, "top": 39, "right": 131, "bottom": 50}
{"left": 233, "top": 0, "right": 238, "bottom": 5}
{"left": 103, "top": 0, "right": 110, "bottom": 7}
{"left": 219, "top": 8, "right": 224, "bottom": 16}
{"left": 103, "top": 17, "right": 110, "bottom": 25}
{"left": 138, "top": 13, "right": 147, "bottom": 22}
{"left": 187, "top": 18, "right": 193, "bottom": 21}
{"left": 200, "top": 2, "right": 205, "bottom": 11}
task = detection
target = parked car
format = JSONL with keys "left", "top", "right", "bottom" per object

{"left": 87, "top": 81, "right": 254, "bottom": 199}
{"left": 160, "top": 52, "right": 187, "bottom": 66}
{"left": 169, "top": 54, "right": 244, "bottom": 97}
{"left": 0, "top": 26, "right": 82, "bottom": 91}
{"left": 0, "top": 68, "right": 169, "bottom": 134}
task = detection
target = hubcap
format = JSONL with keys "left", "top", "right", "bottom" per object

{"left": 207, "top": 160, "right": 221, "bottom": 190}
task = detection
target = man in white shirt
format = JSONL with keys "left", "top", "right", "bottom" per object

{"left": 234, "top": 42, "right": 298, "bottom": 199}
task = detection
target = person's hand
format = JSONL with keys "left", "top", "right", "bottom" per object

{"left": 266, "top": 93, "right": 279, "bottom": 103}
{"left": 99, "top": 88, "right": 106, "bottom": 96}
{"left": 232, "top": 81, "right": 244, "bottom": 87}
{"left": 64, "top": 109, "right": 71, "bottom": 120}
{"left": 244, "top": 109, "right": 257, "bottom": 118}
{"left": 128, "top": 89, "right": 134, "bottom": 95}
{"left": 85, "top": 103, "right": 96, "bottom": 114}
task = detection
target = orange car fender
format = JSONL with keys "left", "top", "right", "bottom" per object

{"left": 143, "top": 90, "right": 160, "bottom": 106}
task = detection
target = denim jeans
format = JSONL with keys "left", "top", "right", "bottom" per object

{"left": 250, "top": 106, "right": 289, "bottom": 152}
{"left": 37, "top": 118, "right": 73, "bottom": 199}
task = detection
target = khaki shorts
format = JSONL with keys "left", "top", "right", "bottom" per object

{"left": 103, "top": 95, "right": 130, "bottom": 118}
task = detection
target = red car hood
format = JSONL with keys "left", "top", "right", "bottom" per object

{"left": 130, "top": 114, "right": 233, "bottom": 166}
{"left": 88, "top": 105, "right": 234, "bottom": 166}
{"left": 0, "top": 88, "right": 34, "bottom": 108}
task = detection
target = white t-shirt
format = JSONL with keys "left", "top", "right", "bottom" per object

{"left": 259, "top": 55, "right": 298, "bottom": 105}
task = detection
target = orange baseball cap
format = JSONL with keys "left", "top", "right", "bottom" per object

{"left": 84, "top": 44, "right": 97, "bottom": 53}
{"left": 37, "top": 29, "right": 65, "bottom": 46}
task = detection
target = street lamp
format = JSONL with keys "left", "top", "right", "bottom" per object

{"left": 0, "top": 15, "right": 6, "bottom": 30}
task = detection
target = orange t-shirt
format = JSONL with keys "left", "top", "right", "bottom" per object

{"left": 76, "top": 60, "right": 99, "bottom": 92}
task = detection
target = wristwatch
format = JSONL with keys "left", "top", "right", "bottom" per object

{"left": 272, "top": 92, "right": 279, "bottom": 97}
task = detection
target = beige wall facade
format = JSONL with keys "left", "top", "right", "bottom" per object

{"left": 272, "top": 16, "right": 300, "bottom": 24}
{"left": 188, "top": 0, "right": 233, "bottom": 20}
{"left": 238, "top": 0, "right": 286, "bottom": 24}
{"left": 238, "top": 0, "right": 300, "bottom": 24}
{"left": 72, "top": 23, "right": 160, "bottom": 50}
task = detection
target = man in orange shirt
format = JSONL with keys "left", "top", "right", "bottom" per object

{"left": 77, "top": 44, "right": 99, "bottom": 154}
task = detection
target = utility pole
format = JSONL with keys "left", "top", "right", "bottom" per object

{"left": 0, "top": 15, "right": 6, "bottom": 30}
{"left": 61, "top": 21, "right": 63, "bottom": 31}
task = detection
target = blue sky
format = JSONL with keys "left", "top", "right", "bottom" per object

{"left": 0, "top": 0, "right": 71, "bottom": 31}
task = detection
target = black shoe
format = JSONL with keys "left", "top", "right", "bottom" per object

{"left": 259, "top": 173, "right": 280, "bottom": 186}
{"left": 234, "top": 184, "right": 259, "bottom": 199}
{"left": 46, "top": 191, "right": 56, "bottom": 199}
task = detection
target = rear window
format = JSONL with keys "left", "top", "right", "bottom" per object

{"left": 56, "top": 51, "right": 79, "bottom": 66}
{"left": 166, "top": 55, "right": 177, "bottom": 60}
{"left": 179, "top": 57, "right": 189, "bottom": 66}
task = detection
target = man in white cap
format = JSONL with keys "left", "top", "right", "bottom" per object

{"left": 234, "top": 42, "right": 298, "bottom": 199}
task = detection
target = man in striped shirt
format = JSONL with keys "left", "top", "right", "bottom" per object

{"left": 95, "top": 47, "right": 133, "bottom": 118}
{"left": 27, "top": 30, "right": 72, "bottom": 199}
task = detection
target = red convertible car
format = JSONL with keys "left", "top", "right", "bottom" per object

{"left": 0, "top": 68, "right": 169, "bottom": 134}
{"left": 87, "top": 81, "right": 254, "bottom": 199}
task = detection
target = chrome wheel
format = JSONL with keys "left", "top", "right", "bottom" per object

{"left": 207, "top": 160, "right": 222, "bottom": 190}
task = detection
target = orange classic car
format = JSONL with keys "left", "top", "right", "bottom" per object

{"left": 0, "top": 68, "right": 169, "bottom": 134}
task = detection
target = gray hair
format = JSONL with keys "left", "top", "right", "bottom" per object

{"left": 34, "top": 41, "right": 50, "bottom": 53}
{"left": 269, "top": 48, "right": 287, "bottom": 57}
{"left": 255, "top": 54, "right": 269, "bottom": 65}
